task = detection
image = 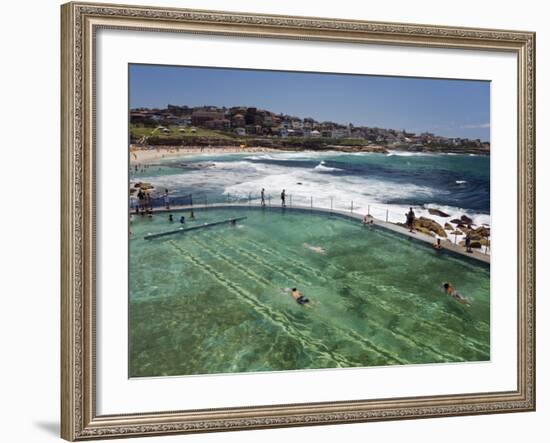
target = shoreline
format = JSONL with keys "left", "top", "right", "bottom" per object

{"left": 130, "top": 145, "right": 286, "bottom": 165}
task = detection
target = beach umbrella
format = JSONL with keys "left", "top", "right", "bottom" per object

{"left": 451, "top": 229, "right": 462, "bottom": 245}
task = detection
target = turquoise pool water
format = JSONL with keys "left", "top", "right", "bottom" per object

{"left": 129, "top": 208, "right": 490, "bottom": 377}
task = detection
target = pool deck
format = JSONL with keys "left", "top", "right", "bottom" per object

{"left": 138, "top": 203, "right": 490, "bottom": 264}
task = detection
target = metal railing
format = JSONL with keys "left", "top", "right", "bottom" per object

{"left": 131, "top": 190, "right": 490, "bottom": 255}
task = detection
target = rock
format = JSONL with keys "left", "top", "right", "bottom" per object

{"left": 450, "top": 230, "right": 463, "bottom": 235}
{"left": 129, "top": 188, "right": 137, "bottom": 194}
{"left": 460, "top": 214, "right": 473, "bottom": 224}
{"left": 474, "top": 226, "right": 490, "bottom": 237}
{"left": 414, "top": 216, "right": 447, "bottom": 237}
{"left": 450, "top": 218, "right": 462, "bottom": 224}
{"left": 428, "top": 208, "right": 450, "bottom": 217}
{"left": 459, "top": 240, "right": 482, "bottom": 249}
{"left": 415, "top": 226, "right": 435, "bottom": 237}
{"left": 444, "top": 223, "right": 453, "bottom": 230}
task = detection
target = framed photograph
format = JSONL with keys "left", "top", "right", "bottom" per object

{"left": 61, "top": 2, "right": 536, "bottom": 440}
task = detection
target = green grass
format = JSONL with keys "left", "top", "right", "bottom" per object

{"left": 130, "top": 125, "right": 236, "bottom": 141}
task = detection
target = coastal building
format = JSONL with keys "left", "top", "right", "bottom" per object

{"left": 204, "top": 119, "right": 231, "bottom": 130}
{"left": 234, "top": 127, "right": 246, "bottom": 136}
{"left": 331, "top": 128, "right": 348, "bottom": 139}
{"left": 191, "top": 110, "right": 225, "bottom": 126}
{"left": 231, "top": 114, "right": 246, "bottom": 128}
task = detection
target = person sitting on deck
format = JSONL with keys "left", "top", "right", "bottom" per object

{"left": 180, "top": 215, "right": 185, "bottom": 224}
{"left": 291, "top": 288, "right": 310, "bottom": 306}
{"left": 442, "top": 282, "right": 471, "bottom": 306}
{"left": 362, "top": 214, "right": 374, "bottom": 225}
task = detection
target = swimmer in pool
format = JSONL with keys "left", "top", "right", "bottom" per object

{"left": 303, "top": 243, "right": 326, "bottom": 254}
{"left": 442, "top": 282, "right": 471, "bottom": 306}
{"left": 290, "top": 288, "right": 310, "bottom": 306}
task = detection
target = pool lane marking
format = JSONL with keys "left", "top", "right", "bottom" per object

{"left": 188, "top": 236, "right": 273, "bottom": 287}
{"left": 240, "top": 237, "right": 329, "bottom": 280}
{"left": 207, "top": 235, "right": 316, "bottom": 288}
{"left": 171, "top": 240, "right": 407, "bottom": 366}
{"left": 191, "top": 235, "right": 312, "bottom": 287}
{"left": 168, "top": 241, "right": 360, "bottom": 368}
{"left": 210, "top": 234, "right": 315, "bottom": 276}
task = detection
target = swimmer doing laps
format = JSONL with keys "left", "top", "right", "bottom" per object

{"left": 303, "top": 243, "right": 325, "bottom": 254}
{"left": 442, "top": 282, "right": 471, "bottom": 306}
{"left": 285, "top": 288, "right": 316, "bottom": 308}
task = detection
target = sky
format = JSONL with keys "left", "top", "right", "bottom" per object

{"left": 129, "top": 64, "right": 490, "bottom": 141}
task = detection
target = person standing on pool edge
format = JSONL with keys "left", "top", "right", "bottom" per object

{"left": 406, "top": 207, "right": 416, "bottom": 232}
{"left": 465, "top": 231, "right": 473, "bottom": 253}
{"left": 281, "top": 189, "right": 286, "bottom": 207}
{"left": 261, "top": 188, "right": 266, "bottom": 207}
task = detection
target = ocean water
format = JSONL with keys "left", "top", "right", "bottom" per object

{"left": 131, "top": 151, "right": 490, "bottom": 226}
{"left": 129, "top": 208, "right": 490, "bottom": 377}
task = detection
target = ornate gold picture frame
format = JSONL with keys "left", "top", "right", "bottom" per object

{"left": 61, "top": 1, "right": 535, "bottom": 440}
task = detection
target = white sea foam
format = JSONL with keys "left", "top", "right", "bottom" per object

{"left": 245, "top": 151, "right": 339, "bottom": 162}
{"left": 455, "top": 180, "right": 468, "bottom": 184}
{"left": 313, "top": 161, "right": 341, "bottom": 172}
{"left": 138, "top": 152, "right": 490, "bottom": 232}
{"left": 386, "top": 151, "right": 435, "bottom": 157}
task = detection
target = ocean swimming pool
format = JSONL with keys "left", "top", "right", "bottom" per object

{"left": 129, "top": 207, "right": 490, "bottom": 377}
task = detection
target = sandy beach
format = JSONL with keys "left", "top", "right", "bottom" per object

{"left": 130, "top": 145, "right": 282, "bottom": 165}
